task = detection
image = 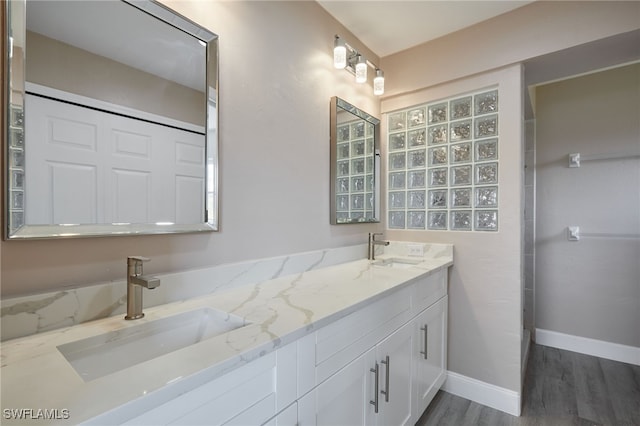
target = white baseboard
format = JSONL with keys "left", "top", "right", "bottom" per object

{"left": 442, "top": 371, "right": 521, "bottom": 416}
{"left": 536, "top": 328, "right": 640, "bottom": 366}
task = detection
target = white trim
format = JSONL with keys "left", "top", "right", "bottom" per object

{"left": 442, "top": 371, "right": 521, "bottom": 416}
{"left": 25, "top": 82, "right": 205, "bottom": 134}
{"left": 536, "top": 328, "right": 640, "bottom": 366}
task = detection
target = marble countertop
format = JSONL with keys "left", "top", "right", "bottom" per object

{"left": 0, "top": 246, "right": 452, "bottom": 425}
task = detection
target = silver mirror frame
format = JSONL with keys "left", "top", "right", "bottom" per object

{"left": 330, "top": 96, "right": 381, "bottom": 225}
{"left": 3, "top": 0, "right": 219, "bottom": 240}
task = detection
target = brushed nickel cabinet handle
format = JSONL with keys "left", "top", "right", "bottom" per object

{"left": 370, "top": 363, "right": 379, "bottom": 413}
{"left": 380, "top": 355, "right": 390, "bottom": 402}
{"left": 420, "top": 325, "right": 428, "bottom": 360}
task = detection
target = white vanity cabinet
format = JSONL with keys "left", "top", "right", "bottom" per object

{"left": 297, "top": 267, "right": 448, "bottom": 426}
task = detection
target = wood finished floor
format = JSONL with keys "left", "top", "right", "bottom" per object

{"left": 416, "top": 343, "right": 640, "bottom": 426}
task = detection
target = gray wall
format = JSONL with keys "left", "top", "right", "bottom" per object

{"left": 535, "top": 63, "right": 640, "bottom": 348}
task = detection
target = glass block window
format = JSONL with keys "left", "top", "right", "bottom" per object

{"left": 335, "top": 119, "right": 376, "bottom": 223}
{"left": 386, "top": 89, "right": 499, "bottom": 231}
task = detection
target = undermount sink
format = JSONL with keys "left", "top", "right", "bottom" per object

{"left": 372, "top": 257, "right": 423, "bottom": 269}
{"left": 57, "top": 308, "right": 247, "bottom": 382}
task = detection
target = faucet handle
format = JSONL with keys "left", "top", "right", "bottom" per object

{"left": 127, "top": 256, "right": 150, "bottom": 276}
{"left": 128, "top": 256, "right": 150, "bottom": 263}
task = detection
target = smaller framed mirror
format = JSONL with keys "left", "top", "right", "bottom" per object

{"left": 330, "top": 97, "right": 380, "bottom": 224}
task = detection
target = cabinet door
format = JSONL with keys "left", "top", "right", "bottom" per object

{"left": 413, "top": 296, "right": 448, "bottom": 419}
{"left": 298, "top": 348, "right": 376, "bottom": 426}
{"left": 375, "top": 321, "right": 414, "bottom": 426}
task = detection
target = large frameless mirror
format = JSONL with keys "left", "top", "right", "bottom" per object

{"left": 4, "top": 0, "right": 218, "bottom": 239}
{"left": 330, "top": 96, "right": 380, "bottom": 224}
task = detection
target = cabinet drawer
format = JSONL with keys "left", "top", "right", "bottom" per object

{"left": 412, "top": 268, "right": 446, "bottom": 314}
{"left": 314, "top": 285, "right": 413, "bottom": 384}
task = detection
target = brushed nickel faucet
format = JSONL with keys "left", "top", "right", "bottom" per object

{"left": 125, "top": 256, "right": 160, "bottom": 320}
{"left": 368, "top": 232, "right": 389, "bottom": 260}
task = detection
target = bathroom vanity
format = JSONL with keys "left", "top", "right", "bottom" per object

{"left": 0, "top": 243, "right": 452, "bottom": 425}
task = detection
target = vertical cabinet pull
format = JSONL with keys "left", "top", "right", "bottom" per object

{"left": 420, "top": 325, "right": 428, "bottom": 360}
{"left": 370, "top": 363, "right": 379, "bottom": 413}
{"left": 380, "top": 355, "right": 390, "bottom": 402}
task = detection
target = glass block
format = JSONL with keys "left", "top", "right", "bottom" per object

{"left": 389, "top": 152, "right": 406, "bottom": 170}
{"left": 428, "top": 125, "right": 448, "bottom": 145}
{"left": 475, "top": 114, "right": 498, "bottom": 138}
{"left": 336, "top": 177, "right": 349, "bottom": 193}
{"left": 389, "top": 133, "right": 406, "bottom": 151}
{"left": 10, "top": 106, "right": 24, "bottom": 127}
{"left": 428, "top": 102, "right": 448, "bottom": 124}
{"left": 351, "top": 194, "right": 365, "bottom": 210}
{"left": 450, "top": 119, "right": 471, "bottom": 142}
{"left": 337, "top": 143, "right": 349, "bottom": 159}
{"left": 11, "top": 191, "right": 24, "bottom": 209}
{"left": 474, "top": 90, "right": 498, "bottom": 115}
{"left": 407, "top": 107, "right": 426, "bottom": 128}
{"left": 450, "top": 188, "right": 471, "bottom": 208}
{"left": 389, "top": 172, "right": 406, "bottom": 190}
{"left": 451, "top": 165, "right": 472, "bottom": 186}
{"left": 428, "top": 168, "right": 447, "bottom": 187}
{"left": 10, "top": 211, "right": 24, "bottom": 230}
{"left": 450, "top": 96, "right": 472, "bottom": 120}
{"left": 336, "top": 195, "right": 349, "bottom": 211}
{"left": 337, "top": 160, "right": 349, "bottom": 176}
{"left": 366, "top": 174, "right": 374, "bottom": 191}
{"left": 364, "top": 211, "right": 374, "bottom": 220}
{"left": 366, "top": 157, "right": 374, "bottom": 173}
{"left": 427, "top": 211, "right": 447, "bottom": 230}
{"left": 408, "top": 211, "right": 426, "bottom": 229}
{"left": 450, "top": 210, "right": 472, "bottom": 231}
{"left": 428, "top": 147, "right": 447, "bottom": 166}
{"left": 389, "top": 211, "right": 406, "bottom": 229}
{"left": 408, "top": 129, "right": 426, "bottom": 148}
{"left": 11, "top": 170, "right": 24, "bottom": 190}
{"left": 9, "top": 127, "right": 24, "bottom": 148}
{"left": 408, "top": 149, "right": 426, "bottom": 169}
{"left": 351, "top": 176, "right": 365, "bottom": 192}
{"left": 351, "top": 140, "right": 365, "bottom": 156}
{"left": 351, "top": 158, "right": 365, "bottom": 175}
{"left": 366, "top": 123, "right": 375, "bottom": 137}
{"left": 475, "top": 162, "right": 498, "bottom": 184}
{"left": 475, "top": 138, "right": 498, "bottom": 161}
{"left": 366, "top": 138, "right": 374, "bottom": 154}
{"left": 407, "top": 170, "right": 426, "bottom": 188}
{"left": 450, "top": 142, "right": 472, "bottom": 164}
{"left": 337, "top": 125, "right": 349, "bottom": 142}
{"left": 351, "top": 121, "right": 365, "bottom": 138}
{"left": 10, "top": 149, "right": 24, "bottom": 168}
{"left": 475, "top": 210, "right": 498, "bottom": 231}
{"left": 428, "top": 189, "right": 447, "bottom": 209}
{"left": 389, "top": 191, "right": 406, "bottom": 209}
{"left": 388, "top": 112, "right": 406, "bottom": 131}
{"left": 366, "top": 193, "right": 374, "bottom": 210}
{"left": 475, "top": 186, "right": 498, "bottom": 207}
{"left": 350, "top": 211, "right": 365, "bottom": 221}
{"left": 408, "top": 190, "right": 426, "bottom": 209}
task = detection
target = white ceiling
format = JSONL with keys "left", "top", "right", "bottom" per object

{"left": 317, "top": 0, "right": 535, "bottom": 57}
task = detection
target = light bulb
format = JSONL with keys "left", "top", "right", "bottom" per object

{"left": 373, "top": 69, "right": 384, "bottom": 95}
{"left": 333, "top": 38, "right": 346, "bottom": 69}
{"left": 355, "top": 55, "right": 367, "bottom": 83}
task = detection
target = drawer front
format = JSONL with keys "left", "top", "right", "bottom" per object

{"left": 412, "top": 268, "right": 447, "bottom": 315}
{"left": 314, "top": 285, "right": 413, "bottom": 384}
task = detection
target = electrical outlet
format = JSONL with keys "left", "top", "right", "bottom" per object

{"left": 407, "top": 244, "right": 424, "bottom": 257}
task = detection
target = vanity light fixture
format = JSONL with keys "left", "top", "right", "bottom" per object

{"left": 333, "top": 35, "right": 385, "bottom": 95}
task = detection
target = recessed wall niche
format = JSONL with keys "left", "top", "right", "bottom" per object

{"left": 387, "top": 88, "right": 499, "bottom": 231}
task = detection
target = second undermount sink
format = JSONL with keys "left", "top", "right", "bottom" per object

{"left": 57, "top": 308, "right": 248, "bottom": 382}
{"left": 372, "top": 257, "right": 423, "bottom": 269}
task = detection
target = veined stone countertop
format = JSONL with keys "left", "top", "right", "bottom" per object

{"left": 0, "top": 243, "right": 453, "bottom": 425}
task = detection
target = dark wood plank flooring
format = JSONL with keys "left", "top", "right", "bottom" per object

{"left": 416, "top": 343, "right": 640, "bottom": 426}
